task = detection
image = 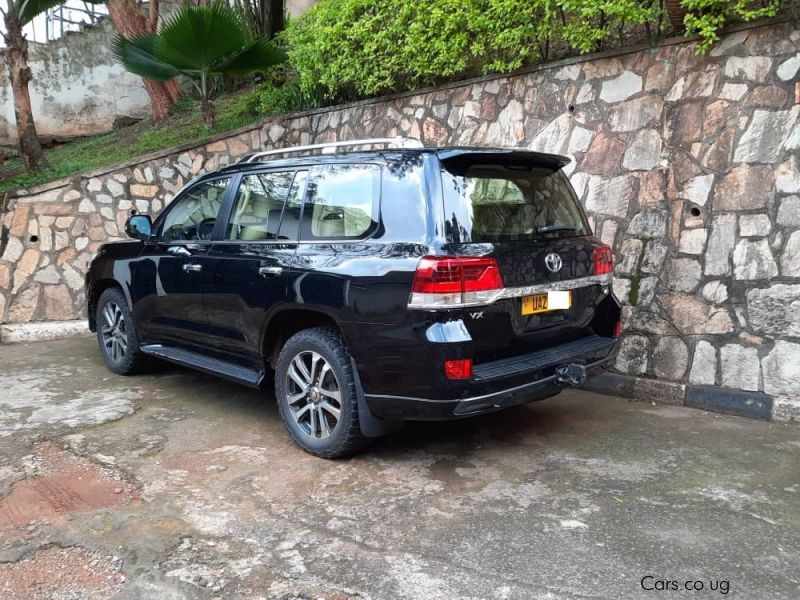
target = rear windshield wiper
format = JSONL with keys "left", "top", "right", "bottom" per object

{"left": 536, "top": 224, "right": 578, "bottom": 234}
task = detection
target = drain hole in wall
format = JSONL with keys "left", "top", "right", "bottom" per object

{"left": 30, "top": 235, "right": 39, "bottom": 243}
{"left": 690, "top": 207, "right": 701, "bottom": 217}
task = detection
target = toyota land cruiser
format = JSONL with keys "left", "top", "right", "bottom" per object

{"left": 86, "top": 138, "right": 621, "bottom": 457}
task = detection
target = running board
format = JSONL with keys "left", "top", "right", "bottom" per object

{"left": 140, "top": 344, "right": 265, "bottom": 388}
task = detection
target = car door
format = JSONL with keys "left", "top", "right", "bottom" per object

{"left": 201, "top": 169, "right": 307, "bottom": 365}
{"left": 130, "top": 176, "right": 232, "bottom": 348}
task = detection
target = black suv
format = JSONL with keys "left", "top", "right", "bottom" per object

{"left": 86, "top": 138, "right": 621, "bottom": 457}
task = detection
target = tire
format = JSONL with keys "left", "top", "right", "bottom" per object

{"left": 95, "top": 287, "right": 149, "bottom": 375}
{"left": 275, "top": 326, "right": 369, "bottom": 458}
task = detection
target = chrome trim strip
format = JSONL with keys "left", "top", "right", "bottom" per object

{"left": 407, "top": 274, "right": 612, "bottom": 310}
{"left": 498, "top": 274, "right": 612, "bottom": 299}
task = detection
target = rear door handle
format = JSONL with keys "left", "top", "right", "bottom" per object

{"left": 182, "top": 263, "right": 203, "bottom": 273}
{"left": 258, "top": 266, "right": 283, "bottom": 278}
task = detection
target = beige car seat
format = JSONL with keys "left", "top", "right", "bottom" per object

{"left": 232, "top": 189, "right": 276, "bottom": 240}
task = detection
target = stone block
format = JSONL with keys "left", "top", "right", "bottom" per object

{"left": 678, "top": 228, "right": 708, "bottom": 254}
{"left": 733, "top": 239, "right": 778, "bottom": 280}
{"left": 761, "top": 341, "right": 800, "bottom": 397}
{"left": 714, "top": 165, "right": 774, "bottom": 211}
{"left": 777, "top": 196, "right": 800, "bottom": 226}
{"left": 724, "top": 56, "right": 772, "bottom": 82}
{"left": 585, "top": 175, "right": 634, "bottom": 218}
{"left": 689, "top": 341, "right": 717, "bottom": 385}
{"left": 666, "top": 258, "right": 701, "bottom": 292}
{"left": 704, "top": 214, "right": 737, "bottom": 275}
{"left": 600, "top": 71, "right": 642, "bottom": 103}
{"left": 701, "top": 281, "right": 728, "bottom": 304}
{"left": 775, "top": 156, "right": 800, "bottom": 194}
{"left": 615, "top": 335, "right": 650, "bottom": 375}
{"left": 733, "top": 106, "right": 799, "bottom": 163}
{"left": 43, "top": 284, "right": 74, "bottom": 321}
{"left": 780, "top": 231, "right": 800, "bottom": 277}
{"left": 720, "top": 344, "right": 761, "bottom": 391}
{"left": 653, "top": 337, "right": 689, "bottom": 380}
{"left": 623, "top": 129, "right": 662, "bottom": 171}
{"left": 747, "top": 284, "right": 800, "bottom": 339}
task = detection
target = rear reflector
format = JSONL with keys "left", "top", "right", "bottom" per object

{"left": 410, "top": 255, "right": 504, "bottom": 308}
{"left": 593, "top": 244, "right": 614, "bottom": 275}
{"left": 445, "top": 359, "right": 473, "bottom": 379}
{"left": 613, "top": 321, "right": 623, "bottom": 338}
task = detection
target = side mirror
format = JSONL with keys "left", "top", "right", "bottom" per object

{"left": 125, "top": 214, "right": 153, "bottom": 240}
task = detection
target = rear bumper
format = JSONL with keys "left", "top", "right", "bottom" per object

{"left": 365, "top": 336, "right": 619, "bottom": 421}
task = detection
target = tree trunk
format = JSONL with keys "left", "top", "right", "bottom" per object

{"left": 107, "top": 0, "right": 181, "bottom": 119}
{"left": 269, "top": 0, "right": 284, "bottom": 36}
{"left": 3, "top": 11, "right": 49, "bottom": 172}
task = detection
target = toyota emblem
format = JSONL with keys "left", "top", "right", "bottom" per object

{"left": 545, "top": 253, "right": 563, "bottom": 273}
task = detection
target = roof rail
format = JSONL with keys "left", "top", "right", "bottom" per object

{"left": 240, "top": 137, "right": 424, "bottom": 164}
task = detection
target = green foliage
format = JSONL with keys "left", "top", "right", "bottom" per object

{"left": 283, "top": 0, "right": 664, "bottom": 102}
{"left": 240, "top": 65, "right": 325, "bottom": 117}
{"left": 284, "top": 0, "right": 565, "bottom": 102}
{"left": 559, "top": 0, "right": 658, "bottom": 54}
{"left": 112, "top": 1, "right": 285, "bottom": 125}
{"left": 682, "top": 0, "right": 781, "bottom": 53}
{"left": 0, "top": 92, "right": 260, "bottom": 195}
{"left": 113, "top": 1, "right": 285, "bottom": 80}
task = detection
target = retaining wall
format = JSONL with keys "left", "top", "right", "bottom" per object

{"left": 2, "top": 20, "right": 799, "bottom": 419}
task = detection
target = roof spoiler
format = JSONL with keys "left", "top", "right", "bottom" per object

{"left": 438, "top": 148, "right": 571, "bottom": 174}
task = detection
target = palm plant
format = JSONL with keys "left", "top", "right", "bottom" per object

{"left": 1, "top": 0, "right": 103, "bottom": 171}
{"left": 112, "top": 1, "right": 286, "bottom": 127}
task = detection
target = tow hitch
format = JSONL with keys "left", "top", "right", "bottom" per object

{"left": 555, "top": 364, "right": 587, "bottom": 387}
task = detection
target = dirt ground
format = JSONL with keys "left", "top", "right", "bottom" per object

{"left": 0, "top": 336, "right": 798, "bottom": 599}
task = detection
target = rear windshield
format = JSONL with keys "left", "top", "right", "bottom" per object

{"left": 441, "top": 164, "right": 590, "bottom": 243}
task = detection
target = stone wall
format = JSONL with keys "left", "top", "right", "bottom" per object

{"left": 1, "top": 20, "right": 799, "bottom": 417}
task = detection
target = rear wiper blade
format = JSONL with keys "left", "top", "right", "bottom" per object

{"left": 536, "top": 224, "right": 577, "bottom": 234}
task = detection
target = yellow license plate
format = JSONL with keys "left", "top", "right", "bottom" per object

{"left": 521, "top": 291, "right": 572, "bottom": 315}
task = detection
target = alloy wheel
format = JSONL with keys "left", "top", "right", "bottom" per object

{"left": 100, "top": 302, "right": 128, "bottom": 363}
{"left": 285, "top": 351, "right": 342, "bottom": 439}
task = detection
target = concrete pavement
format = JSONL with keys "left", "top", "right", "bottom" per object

{"left": 0, "top": 337, "right": 798, "bottom": 599}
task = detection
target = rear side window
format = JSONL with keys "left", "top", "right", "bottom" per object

{"left": 441, "top": 165, "right": 590, "bottom": 243}
{"left": 301, "top": 164, "right": 380, "bottom": 240}
{"left": 227, "top": 172, "right": 293, "bottom": 240}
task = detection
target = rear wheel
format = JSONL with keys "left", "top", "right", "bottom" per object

{"left": 275, "top": 327, "right": 369, "bottom": 458}
{"left": 96, "top": 287, "right": 148, "bottom": 375}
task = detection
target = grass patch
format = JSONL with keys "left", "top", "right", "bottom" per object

{"left": 0, "top": 92, "right": 260, "bottom": 195}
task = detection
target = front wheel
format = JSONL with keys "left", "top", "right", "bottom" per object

{"left": 275, "top": 327, "right": 369, "bottom": 458}
{"left": 96, "top": 287, "right": 148, "bottom": 375}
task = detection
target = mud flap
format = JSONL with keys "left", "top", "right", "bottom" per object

{"left": 350, "top": 358, "right": 403, "bottom": 438}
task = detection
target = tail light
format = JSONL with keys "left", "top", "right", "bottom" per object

{"left": 409, "top": 256, "right": 504, "bottom": 308}
{"left": 593, "top": 244, "right": 613, "bottom": 275}
{"left": 445, "top": 359, "right": 473, "bottom": 379}
{"left": 613, "top": 320, "right": 623, "bottom": 338}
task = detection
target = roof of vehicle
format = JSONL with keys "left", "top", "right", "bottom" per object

{"left": 207, "top": 146, "right": 571, "bottom": 181}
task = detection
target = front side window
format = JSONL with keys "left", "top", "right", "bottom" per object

{"left": 442, "top": 165, "right": 590, "bottom": 243}
{"left": 228, "top": 172, "right": 294, "bottom": 241}
{"left": 161, "top": 178, "right": 229, "bottom": 242}
{"left": 301, "top": 165, "right": 380, "bottom": 240}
